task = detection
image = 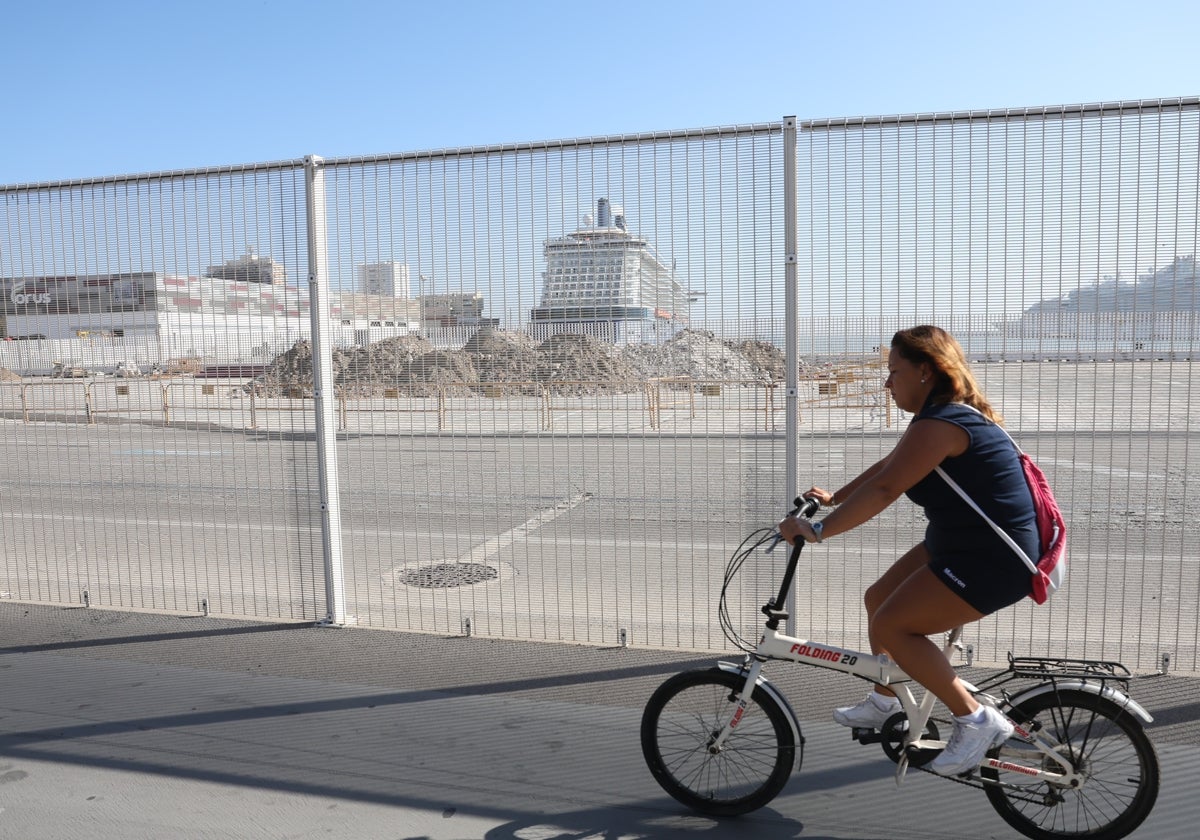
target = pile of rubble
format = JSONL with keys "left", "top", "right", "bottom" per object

{"left": 622, "top": 330, "right": 770, "bottom": 383}
{"left": 248, "top": 328, "right": 787, "bottom": 398}
{"left": 0, "top": 366, "right": 21, "bottom": 382}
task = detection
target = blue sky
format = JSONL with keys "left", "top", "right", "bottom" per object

{"left": 3, "top": 0, "right": 1197, "bottom": 186}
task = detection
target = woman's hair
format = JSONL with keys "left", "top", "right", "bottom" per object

{"left": 891, "top": 325, "right": 1003, "bottom": 423}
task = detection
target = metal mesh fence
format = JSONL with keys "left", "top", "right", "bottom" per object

{"left": 0, "top": 164, "right": 328, "bottom": 621}
{"left": 315, "top": 128, "right": 789, "bottom": 647}
{"left": 796, "top": 99, "right": 1200, "bottom": 672}
{"left": 2, "top": 99, "right": 1198, "bottom": 672}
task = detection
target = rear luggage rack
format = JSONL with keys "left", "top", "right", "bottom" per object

{"left": 1007, "top": 654, "right": 1133, "bottom": 682}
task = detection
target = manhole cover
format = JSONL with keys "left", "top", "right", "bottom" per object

{"left": 401, "top": 562, "right": 499, "bottom": 588}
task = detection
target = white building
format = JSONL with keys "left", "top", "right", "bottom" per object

{"left": 205, "top": 248, "right": 286, "bottom": 286}
{"left": 0, "top": 271, "right": 413, "bottom": 364}
{"left": 530, "top": 198, "right": 687, "bottom": 343}
{"left": 358, "top": 261, "right": 411, "bottom": 298}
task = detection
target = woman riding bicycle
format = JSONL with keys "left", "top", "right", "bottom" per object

{"left": 779, "top": 324, "right": 1038, "bottom": 776}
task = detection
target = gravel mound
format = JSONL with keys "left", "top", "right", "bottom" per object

{"left": 339, "top": 336, "right": 435, "bottom": 395}
{"left": 0, "top": 367, "right": 21, "bottom": 382}
{"left": 533, "top": 333, "right": 638, "bottom": 394}
{"left": 463, "top": 327, "right": 541, "bottom": 392}
{"left": 729, "top": 338, "right": 786, "bottom": 381}
{"left": 620, "top": 330, "right": 764, "bottom": 382}
{"left": 250, "top": 328, "right": 788, "bottom": 397}
{"left": 401, "top": 350, "right": 479, "bottom": 397}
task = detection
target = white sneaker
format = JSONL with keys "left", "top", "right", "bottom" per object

{"left": 929, "top": 705, "right": 1015, "bottom": 776}
{"left": 833, "top": 693, "right": 903, "bottom": 729}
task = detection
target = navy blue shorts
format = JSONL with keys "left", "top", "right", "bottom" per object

{"left": 927, "top": 550, "right": 1032, "bottom": 615}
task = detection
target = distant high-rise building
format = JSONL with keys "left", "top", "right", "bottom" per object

{"left": 422, "top": 291, "right": 490, "bottom": 326}
{"left": 206, "top": 248, "right": 286, "bottom": 285}
{"left": 530, "top": 198, "right": 687, "bottom": 342}
{"left": 358, "top": 261, "right": 411, "bottom": 298}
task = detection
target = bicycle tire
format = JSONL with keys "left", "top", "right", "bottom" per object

{"left": 640, "top": 667, "right": 795, "bottom": 816}
{"left": 982, "top": 689, "right": 1159, "bottom": 840}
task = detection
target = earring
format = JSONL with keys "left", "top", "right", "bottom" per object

{"left": 921, "top": 378, "right": 926, "bottom": 384}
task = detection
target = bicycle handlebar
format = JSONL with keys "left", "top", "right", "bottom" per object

{"left": 765, "top": 496, "right": 821, "bottom": 554}
{"left": 793, "top": 495, "right": 821, "bottom": 519}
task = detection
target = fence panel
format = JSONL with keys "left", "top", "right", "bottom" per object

{"left": 797, "top": 99, "right": 1200, "bottom": 671}
{"left": 0, "top": 164, "right": 327, "bottom": 621}
{"left": 314, "top": 127, "right": 789, "bottom": 648}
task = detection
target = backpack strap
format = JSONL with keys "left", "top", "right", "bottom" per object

{"left": 930, "top": 402, "right": 1039, "bottom": 575}
{"left": 933, "top": 466, "right": 1038, "bottom": 575}
{"left": 947, "top": 401, "right": 1024, "bottom": 453}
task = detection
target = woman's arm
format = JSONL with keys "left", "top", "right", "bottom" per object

{"left": 785, "top": 418, "right": 968, "bottom": 544}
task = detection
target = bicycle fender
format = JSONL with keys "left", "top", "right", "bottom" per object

{"left": 716, "top": 661, "right": 806, "bottom": 769}
{"left": 1005, "top": 680, "right": 1154, "bottom": 723}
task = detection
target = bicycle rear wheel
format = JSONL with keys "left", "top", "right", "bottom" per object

{"left": 640, "top": 667, "right": 795, "bottom": 816}
{"left": 983, "top": 689, "right": 1159, "bottom": 840}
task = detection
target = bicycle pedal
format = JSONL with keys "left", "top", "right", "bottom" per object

{"left": 852, "top": 726, "right": 882, "bottom": 743}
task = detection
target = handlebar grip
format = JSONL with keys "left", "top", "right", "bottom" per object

{"left": 793, "top": 496, "right": 821, "bottom": 518}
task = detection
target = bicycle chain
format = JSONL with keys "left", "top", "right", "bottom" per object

{"left": 913, "top": 762, "right": 1055, "bottom": 806}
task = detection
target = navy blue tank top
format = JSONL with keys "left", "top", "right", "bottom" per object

{"left": 904, "top": 400, "right": 1039, "bottom": 562}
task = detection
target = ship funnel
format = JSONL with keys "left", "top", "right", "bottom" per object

{"left": 596, "top": 198, "right": 611, "bottom": 228}
{"left": 613, "top": 204, "right": 625, "bottom": 230}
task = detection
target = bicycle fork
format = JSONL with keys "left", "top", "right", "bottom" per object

{"left": 708, "top": 659, "right": 768, "bottom": 753}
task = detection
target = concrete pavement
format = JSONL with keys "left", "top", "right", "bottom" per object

{"left": 2, "top": 602, "right": 1198, "bottom": 839}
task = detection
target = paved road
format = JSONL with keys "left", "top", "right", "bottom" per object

{"left": 2, "top": 419, "right": 1198, "bottom": 672}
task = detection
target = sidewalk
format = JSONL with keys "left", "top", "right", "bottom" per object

{"left": 2, "top": 602, "right": 1197, "bottom": 839}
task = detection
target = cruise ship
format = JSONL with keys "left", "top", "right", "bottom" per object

{"left": 529, "top": 198, "right": 688, "bottom": 343}
{"left": 998, "top": 255, "right": 1200, "bottom": 344}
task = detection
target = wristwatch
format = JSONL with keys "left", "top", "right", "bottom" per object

{"left": 811, "top": 520, "right": 824, "bottom": 543}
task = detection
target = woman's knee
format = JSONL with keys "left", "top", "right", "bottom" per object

{"left": 863, "top": 583, "right": 885, "bottom": 616}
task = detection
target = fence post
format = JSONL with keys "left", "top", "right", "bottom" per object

{"left": 541, "top": 385, "right": 553, "bottom": 431}
{"left": 782, "top": 115, "right": 800, "bottom": 629}
{"left": 305, "top": 154, "right": 348, "bottom": 627}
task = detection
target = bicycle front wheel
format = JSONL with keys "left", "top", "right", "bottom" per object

{"left": 983, "top": 689, "right": 1159, "bottom": 840}
{"left": 640, "top": 667, "right": 795, "bottom": 816}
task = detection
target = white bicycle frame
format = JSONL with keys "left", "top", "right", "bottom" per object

{"left": 713, "top": 528, "right": 1086, "bottom": 788}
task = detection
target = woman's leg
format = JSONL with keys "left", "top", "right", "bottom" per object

{"left": 869, "top": 564, "right": 985, "bottom": 716}
{"left": 861, "top": 544, "right": 930, "bottom": 697}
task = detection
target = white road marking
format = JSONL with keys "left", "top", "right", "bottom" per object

{"left": 452, "top": 491, "right": 593, "bottom": 564}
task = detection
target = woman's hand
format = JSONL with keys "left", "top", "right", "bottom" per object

{"left": 778, "top": 514, "right": 819, "bottom": 544}
{"left": 804, "top": 486, "right": 836, "bottom": 506}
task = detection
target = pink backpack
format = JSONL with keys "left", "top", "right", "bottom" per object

{"left": 935, "top": 409, "right": 1067, "bottom": 605}
{"left": 1019, "top": 452, "right": 1067, "bottom": 603}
